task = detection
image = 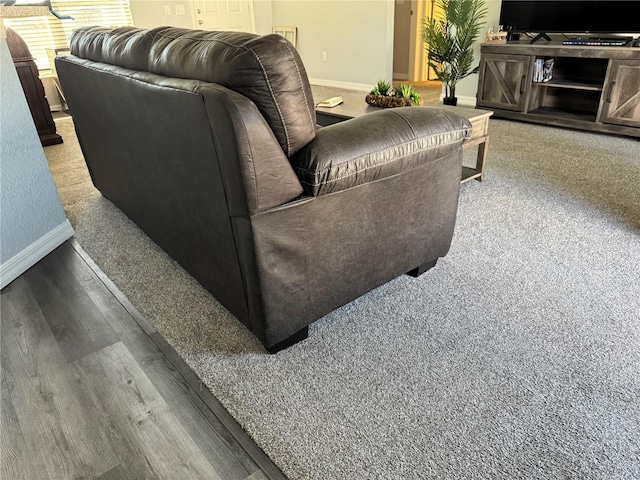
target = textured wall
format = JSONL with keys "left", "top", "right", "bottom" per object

{"left": 0, "top": 37, "right": 69, "bottom": 264}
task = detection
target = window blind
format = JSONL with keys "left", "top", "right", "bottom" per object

{"left": 3, "top": 1, "right": 133, "bottom": 71}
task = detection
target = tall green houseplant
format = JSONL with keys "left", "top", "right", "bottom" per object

{"left": 421, "top": 0, "right": 487, "bottom": 105}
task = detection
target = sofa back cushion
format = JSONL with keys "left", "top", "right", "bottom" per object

{"left": 69, "top": 26, "right": 316, "bottom": 157}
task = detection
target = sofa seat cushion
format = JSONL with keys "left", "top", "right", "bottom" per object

{"left": 290, "top": 107, "right": 472, "bottom": 196}
{"left": 69, "top": 26, "right": 316, "bottom": 157}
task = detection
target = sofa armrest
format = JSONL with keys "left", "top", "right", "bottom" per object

{"left": 289, "top": 107, "right": 472, "bottom": 196}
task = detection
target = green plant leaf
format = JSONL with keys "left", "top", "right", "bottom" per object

{"left": 374, "top": 79, "right": 393, "bottom": 96}
{"left": 395, "top": 83, "right": 416, "bottom": 98}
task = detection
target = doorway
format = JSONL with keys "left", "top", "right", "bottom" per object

{"left": 392, "top": 0, "right": 441, "bottom": 82}
{"left": 393, "top": 0, "right": 413, "bottom": 80}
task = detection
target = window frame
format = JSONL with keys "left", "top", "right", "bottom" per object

{"left": 3, "top": 0, "right": 133, "bottom": 72}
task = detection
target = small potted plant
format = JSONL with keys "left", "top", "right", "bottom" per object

{"left": 421, "top": 0, "right": 487, "bottom": 106}
{"left": 365, "top": 80, "right": 422, "bottom": 108}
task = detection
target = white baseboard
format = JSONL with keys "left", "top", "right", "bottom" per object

{"left": 1, "top": 220, "right": 74, "bottom": 290}
{"left": 440, "top": 94, "right": 477, "bottom": 107}
{"left": 309, "top": 78, "right": 372, "bottom": 93}
{"left": 393, "top": 73, "right": 409, "bottom": 81}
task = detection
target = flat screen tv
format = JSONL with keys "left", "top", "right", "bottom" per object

{"left": 499, "top": 1, "right": 640, "bottom": 35}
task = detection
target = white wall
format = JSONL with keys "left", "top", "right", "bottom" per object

{"left": 1, "top": 37, "right": 73, "bottom": 289}
{"left": 252, "top": 0, "right": 273, "bottom": 35}
{"left": 271, "top": 0, "right": 394, "bottom": 90}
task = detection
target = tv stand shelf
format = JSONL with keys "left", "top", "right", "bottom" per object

{"left": 543, "top": 80, "right": 602, "bottom": 91}
{"left": 476, "top": 43, "right": 640, "bottom": 137}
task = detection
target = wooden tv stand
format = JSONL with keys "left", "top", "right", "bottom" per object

{"left": 476, "top": 43, "right": 640, "bottom": 137}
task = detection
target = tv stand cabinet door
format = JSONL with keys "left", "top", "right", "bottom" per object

{"left": 599, "top": 59, "right": 640, "bottom": 128}
{"left": 477, "top": 54, "right": 533, "bottom": 112}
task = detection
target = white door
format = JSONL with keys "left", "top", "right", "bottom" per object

{"left": 192, "top": 0, "right": 255, "bottom": 32}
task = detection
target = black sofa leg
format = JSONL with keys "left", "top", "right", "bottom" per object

{"left": 407, "top": 259, "right": 438, "bottom": 277}
{"left": 266, "top": 326, "right": 309, "bottom": 354}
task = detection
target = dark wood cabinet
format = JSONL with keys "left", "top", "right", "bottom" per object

{"left": 477, "top": 44, "right": 640, "bottom": 138}
{"left": 477, "top": 53, "right": 532, "bottom": 112}
{"left": 6, "top": 27, "right": 62, "bottom": 146}
{"left": 599, "top": 59, "right": 640, "bottom": 128}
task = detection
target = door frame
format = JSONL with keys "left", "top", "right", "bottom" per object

{"left": 408, "top": 0, "right": 430, "bottom": 81}
{"left": 408, "top": 0, "right": 445, "bottom": 81}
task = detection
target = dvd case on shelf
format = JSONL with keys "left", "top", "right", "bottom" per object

{"left": 533, "top": 58, "right": 554, "bottom": 83}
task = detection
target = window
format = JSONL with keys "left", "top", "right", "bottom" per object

{"left": 3, "top": 0, "right": 133, "bottom": 71}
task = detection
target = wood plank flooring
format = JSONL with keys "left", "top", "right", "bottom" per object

{"left": 1, "top": 239, "right": 286, "bottom": 480}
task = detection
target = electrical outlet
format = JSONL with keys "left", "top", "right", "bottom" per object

{"left": 163, "top": 4, "right": 171, "bottom": 15}
{"left": 175, "top": 4, "right": 185, "bottom": 15}
{"left": 322, "top": 51, "right": 327, "bottom": 62}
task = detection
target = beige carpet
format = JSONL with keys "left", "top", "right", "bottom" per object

{"left": 47, "top": 118, "right": 100, "bottom": 227}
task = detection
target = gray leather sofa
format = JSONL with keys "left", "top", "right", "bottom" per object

{"left": 56, "top": 26, "right": 472, "bottom": 352}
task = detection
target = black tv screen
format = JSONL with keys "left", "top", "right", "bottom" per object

{"left": 499, "top": 1, "right": 640, "bottom": 34}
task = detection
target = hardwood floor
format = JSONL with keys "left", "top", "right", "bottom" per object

{"left": 1, "top": 239, "right": 286, "bottom": 480}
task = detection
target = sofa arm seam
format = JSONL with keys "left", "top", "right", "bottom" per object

{"left": 389, "top": 109, "right": 417, "bottom": 137}
{"left": 282, "top": 39, "right": 315, "bottom": 136}
{"left": 57, "top": 57, "right": 207, "bottom": 96}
